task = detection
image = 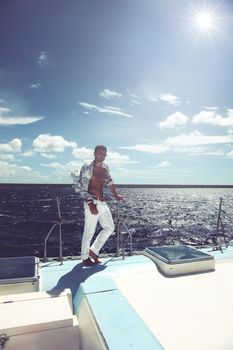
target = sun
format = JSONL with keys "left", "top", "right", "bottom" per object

{"left": 195, "top": 12, "right": 215, "bottom": 31}
{"left": 182, "top": 2, "right": 232, "bottom": 47}
{"left": 183, "top": 3, "right": 224, "bottom": 38}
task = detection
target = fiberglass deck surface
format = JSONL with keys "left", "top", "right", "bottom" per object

{"left": 41, "top": 254, "right": 154, "bottom": 313}
{"left": 41, "top": 255, "right": 165, "bottom": 350}
{"left": 115, "top": 248, "right": 233, "bottom": 350}
{"left": 41, "top": 247, "right": 233, "bottom": 350}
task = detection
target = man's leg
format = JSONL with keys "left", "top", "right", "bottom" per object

{"left": 90, "top": 201, "right": 114, "bottom": 256}
{"left": 81, "top": 202, "right": 99, "bottom": 260}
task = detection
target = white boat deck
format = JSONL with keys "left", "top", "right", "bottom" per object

{"left": 115, "top": 250, "right": 233, "bottom": 350}
{"left": 39, "top": 246, "right": 233, "bottom": 350}
{"left": 1, "top": 246, "right": 233, "bottom": 350}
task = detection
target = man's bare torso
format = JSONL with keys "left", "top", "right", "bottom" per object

{"left": 88, "top": 165, "right": 107, "bottom": 199}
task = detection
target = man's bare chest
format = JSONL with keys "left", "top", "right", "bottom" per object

{"left": 92, "top": 166, "right": 107, "bottom": 180}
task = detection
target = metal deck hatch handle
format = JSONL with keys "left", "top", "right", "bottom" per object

{"left": 0, "top": 334, "right": 9, "bottom": 349}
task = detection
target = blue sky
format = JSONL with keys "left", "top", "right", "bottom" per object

{"left": 1, "top": 0, "right": 233, "bottom": 184}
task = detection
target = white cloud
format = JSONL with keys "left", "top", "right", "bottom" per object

{"left": 159, "top": 112, "right": 188, "bottom": 129}
{"left": 40, "top": 160, "right": 84, "bottom": 180}
{"left": 42, "top": 160, "right": 83, "bottom": 171}
{"left": 0, "top": 105, "right": 44, "bottom": 126}
{"left": 130, "top": 94, "right": 142, "bottom": 106}
{"left": 0, "top": 107, "right": 11, "bottom": 114}
{"left": 159, "top": 94, "right": 181, "bottom": 106}
{"left": 158, "top": 160, "right": 171, "bottom": 167}
{"left": 165, "top": 131, "right": 233, "bottom": 147}
{"left": 99, "top": 89, "right": 122, "bottom": 99}
{"left": 204, "top": 106, "right": 219, "bottom": 111}
{"left": 103, "top": 106, "right": 122, "bottom": 111}
{"left": 19, "top": 166, "right": 32, "bottom": 172}
{"left": 0, "top": 160, "right": 48, "bottom": 183}
{"left": 107, "top": 151, "right": 138, "bottom": 166}
{"left": 23, "top": 149, "right": 55, "bottom": 158}
{"left": 203, "top": 150, "right": 225, "bottom": 156}
{"left": 72, "top": 147, "right": 93, "bottom": 159}
{"left": 72, "top": 147, "right": 137, "bottom": 165}
{"left": 192, "top": 109, "right": 233, "bottom": 127}
{"left": 0, "top": 154, "right": 15, "bottom": 161}
{"left": 37, "top": 51, "right": 49, "bottom": 68}
{"left": 0, "top": 138, "right": 22, "bottom": 153}
{"left": 120, "top": 144, "right": 169, "bottom": 154}
{"left": 120, "top": 131, "right": 233, "bottom": 155}
{"left": 41, "top": 162, "right": 65, "bottom": 169}
{"left": 68, "top": 160, "right": 84, "bottom": 170}
{"left": 131, "top": 99, "right": 142, "bottom": 106}
{"left": 21, "top": 150, "right": 35, "bottom": 157}
{"left": 142, "top": 88, "right": 157, "bottom": 102}
{"left": 36, "top": 160, "right": 81, "bottom": 183}
{"left": 33, "top": 134, "right": 77, "bottom": 153}
{"left": 149, "top": 97, "right": 158, "bottom": 102}
{"left": 192, "top": 110, "right": 215, "bottom": 124}
{"left": 79, "top": 102, "right": 133, "bottom": 118}
{"left": 29, "top": 83, "right": 42, "bottom": 89}
{"left": 227, "top": 150, "right": 233, "bottom": 158}
{"left": 0, "top": 116, "right": 44, "bottom": 126}
{"left": 41, "top": 153, "right": 57, "bottom": 159}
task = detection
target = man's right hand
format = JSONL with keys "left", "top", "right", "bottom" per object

{"left": 88, "top": 202, "right": 99, "bottom": 215}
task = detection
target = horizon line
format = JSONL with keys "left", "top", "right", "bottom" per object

{"left": 0, "top": 183, "right": 233, "bottom": 188}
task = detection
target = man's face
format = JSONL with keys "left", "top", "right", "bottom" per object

{"left": 94, "top": 149, "right": 107, "bottom": 162}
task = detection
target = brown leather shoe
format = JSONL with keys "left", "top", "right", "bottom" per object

{"left": 83, "top": 258, "right": 95, "bottom": 267}
{"left": 89, "top": 249, "right": 102, "bottom": 264}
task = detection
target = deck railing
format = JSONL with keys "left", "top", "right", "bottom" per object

{"left": 43, "top": 197, "right": 74, "bottom": 264}
{"left": 42, "top": 196, "right": 227, "bottom": 262}
{"left": 116, "top": 201, "right": 133, "bottom": 259}
{"left": 0, "top": 192, "right": 230, "bottom": 260}
{"left": 42, "top": 197, "right": 134, "bottom": 262}
{"left": 43, "top": 197, "right": 63, "bottom": 264}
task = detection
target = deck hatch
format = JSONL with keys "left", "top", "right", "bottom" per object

{"left": 0, "top": 256, "right": 39, "bottom": 282}
{"left": 144, "top": 245, "right": 215, "bottom": 276}
{"left": 0, "top": 256, "right": 40, "bottom": 295}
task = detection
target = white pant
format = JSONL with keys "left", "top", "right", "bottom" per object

{"left": 81, "top": 200, "right": 115, "bottom": 260}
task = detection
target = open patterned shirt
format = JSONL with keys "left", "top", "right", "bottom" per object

{"left": 71, "top": 161, "right": 114, "bottom": 201}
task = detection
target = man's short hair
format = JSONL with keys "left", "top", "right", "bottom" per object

{"left": 94, "top": 145, "right": 107, "bottom": 153}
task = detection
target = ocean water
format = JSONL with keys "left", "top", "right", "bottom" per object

{"left": 0, "top": 185, "right": 233, "bottom": 258}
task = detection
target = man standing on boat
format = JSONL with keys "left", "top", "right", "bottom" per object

{"left": 71, "top": 145, "right": 123, "bottom": 266}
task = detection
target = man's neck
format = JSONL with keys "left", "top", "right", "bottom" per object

{"left": 93, "top": 160, "right": 103, "bottom": 167}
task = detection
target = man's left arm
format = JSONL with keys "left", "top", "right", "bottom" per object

{"left": 105, "top": 165, "right": 123, "bottom": 201}
{"left": 109, "top": 183, "right": 123, "bottom": 201}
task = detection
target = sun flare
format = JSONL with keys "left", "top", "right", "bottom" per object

{"left": 195, "top": 12, "right": 214, "bottom": 30}
{"left": 183, "top": 3, "right": 227, "bottom": 39}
